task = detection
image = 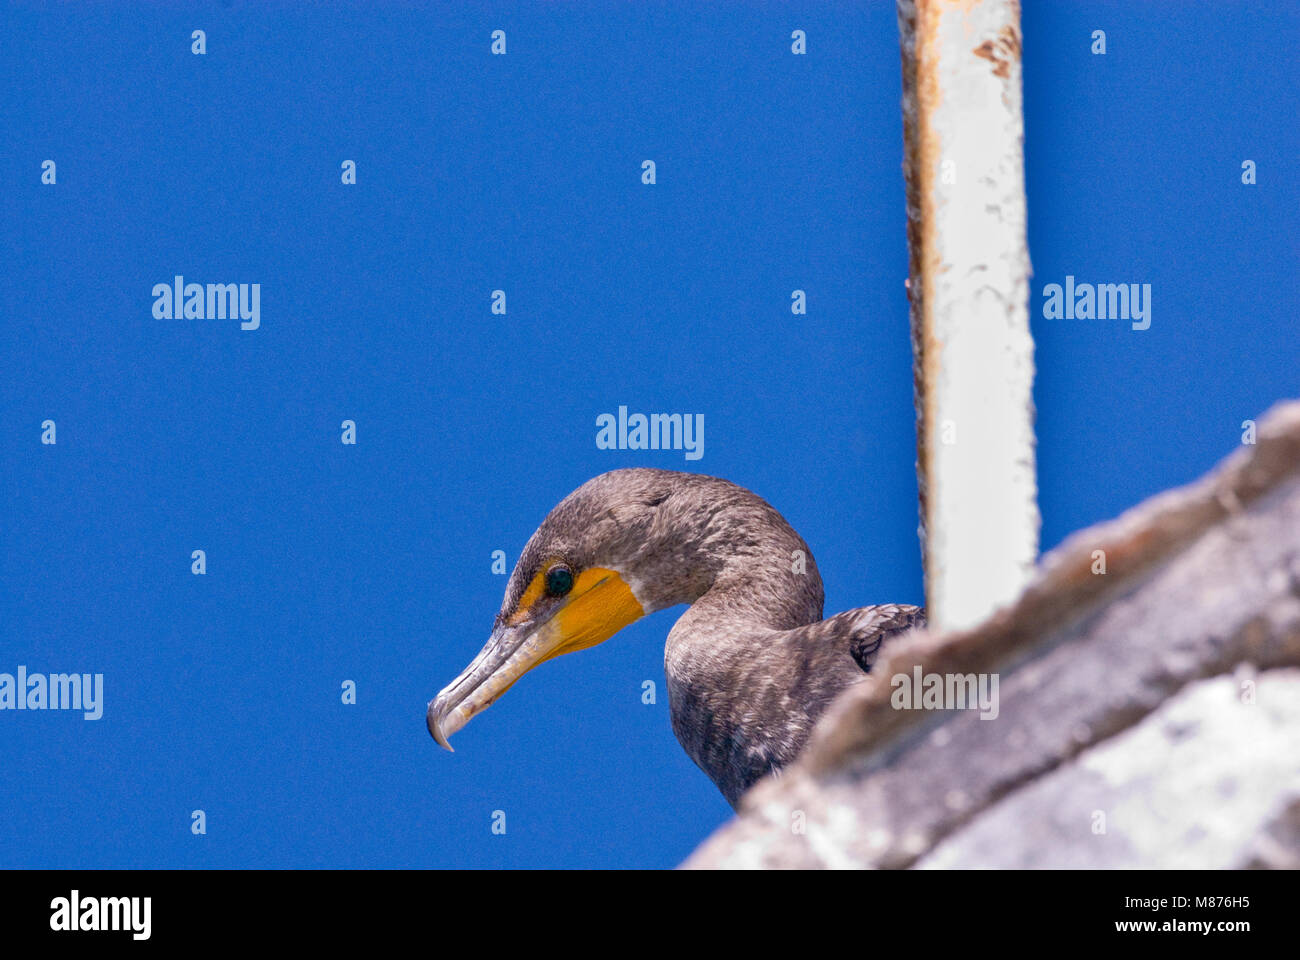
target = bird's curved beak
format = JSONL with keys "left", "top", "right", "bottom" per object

{"left": 427, "top": 567, "right": 644, "bottom": 751}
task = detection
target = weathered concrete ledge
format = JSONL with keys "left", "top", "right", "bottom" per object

{"left": 685, "top": 400, "right": 1300, "bottom": 868}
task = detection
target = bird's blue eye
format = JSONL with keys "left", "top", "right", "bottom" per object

{"left": 545, "top": 565, "right": 575, "bottom": 597}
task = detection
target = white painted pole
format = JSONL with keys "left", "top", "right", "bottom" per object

{"left": 898, "top": 0, "right": 1038, "bottom": 632}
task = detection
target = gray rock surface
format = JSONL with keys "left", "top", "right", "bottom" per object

{"left": 916, "top": 670, "right": 1300, "bottom": 869}
{"left": 685, "top": 401, "right": 1300, "bottom": 869}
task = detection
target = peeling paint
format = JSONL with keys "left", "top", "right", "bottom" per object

{"left": 898, "top": 0, "right": 1037, "bottom": 633}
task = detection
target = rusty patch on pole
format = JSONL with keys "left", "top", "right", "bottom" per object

{"left": 973, "top": 23, "right": 1021, "bottom": 78}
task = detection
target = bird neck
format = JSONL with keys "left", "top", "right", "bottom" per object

{"left": 666, "top": 486, "right": 825, "bottom": 630}
{"left": 640, "top": 481, "right": 876, "bottom": 806}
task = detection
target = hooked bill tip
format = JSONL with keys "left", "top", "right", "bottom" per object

{"left": 426, "top": 700, "right": 455, "bottom": 752}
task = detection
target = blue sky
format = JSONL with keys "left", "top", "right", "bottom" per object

{"left": 1, "top": 2, "right": 1295, "bottom": 868}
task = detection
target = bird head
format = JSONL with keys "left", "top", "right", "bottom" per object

{"left": 427, "top": 469, "right": 714, "bottom": 751}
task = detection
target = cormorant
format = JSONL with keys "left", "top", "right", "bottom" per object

{"left": 427, "top": 468, "right": 923, "bottom": 807}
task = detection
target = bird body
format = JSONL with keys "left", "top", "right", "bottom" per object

{"left": 665, "top": 599, "right": 924, "bottom": 805}
{"left": 429, "top": 468, "right": 923, "bottom": 807}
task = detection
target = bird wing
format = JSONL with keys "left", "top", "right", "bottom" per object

{"left": 838, "top": 603, "right": 927, "bottom": 673}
